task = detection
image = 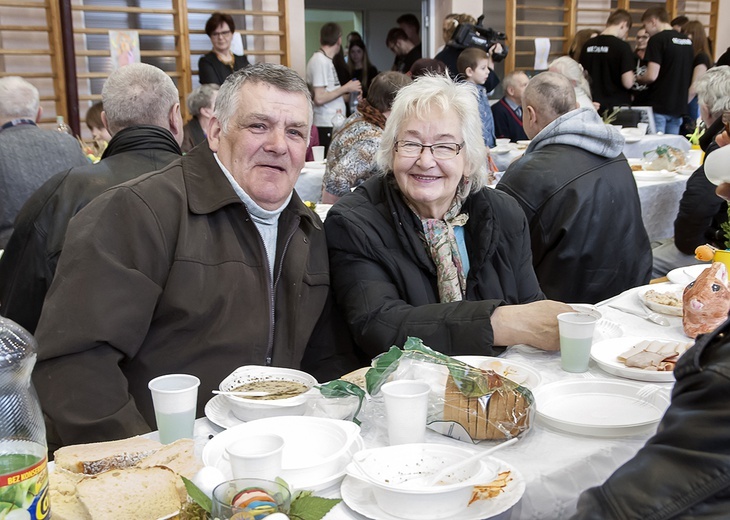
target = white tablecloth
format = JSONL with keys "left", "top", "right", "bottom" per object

{"left": 295, "top": 166, "right": 325, "bottom": 203}
{"left": 190, "top": 284, "right": 689, "bottom": 519}
{"left": 622, "top": 134, "right": 691, "bottom": 159}
{"left": 636, "top": 176, "right": 688, "bottom": 241}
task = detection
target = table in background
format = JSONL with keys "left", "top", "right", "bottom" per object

{"left": 622, "top": 134, "right": 691, "bottom": 159}
{"left": 192, "top": 284, "right": 688, "bottom": 519}
{"left": 296, "top": 165, "right": 325, "bottom": 203}
{"left": 636, "top": 175, "right": 688, "bottom": 241}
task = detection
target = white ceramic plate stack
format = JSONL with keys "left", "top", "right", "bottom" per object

{"left": 533, "top": 379, "right": 670, "bottom": 437}
{"left": 202, "top": 416, "right": 363, "bottom": 492}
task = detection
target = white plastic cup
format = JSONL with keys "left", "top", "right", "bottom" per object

{"left": 223, "top": 434, "right": 285, "bottom": 480}
{"left": 381, "top": 380, "right": 431, "bottom": 445}
{"left": 558, "top": 313, "right": 598, "bottom": 373}
{"left": 148, "top": 374, "right": 200, "bottom": 444}
{"left": 637, "top": 122, "right": 648, "bottom": 135}
{"left": 495, "top": 138, "right": 511, "bottom": 147}
{"left": 312, "top": 145, "right": 325, "bottom": 162}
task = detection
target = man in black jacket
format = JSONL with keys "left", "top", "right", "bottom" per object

{"left": 0, "top": 62, "right": 183, "bottom": 333}
{"left": 497, "top": 72, "right": 651, "bottom": 303}
{"left": 651, "top": 66, "right": 730, "bottom": 278}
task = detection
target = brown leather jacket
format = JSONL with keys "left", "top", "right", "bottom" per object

{"left": 33, "top": 143, "right": 332, "bottom": 451}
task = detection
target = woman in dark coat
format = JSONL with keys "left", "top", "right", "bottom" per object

{"left": 198, "top": 12, "right": 249, "bottom": 86}
{"left": 324, "top": 74, "right": 569, "bottom": 360}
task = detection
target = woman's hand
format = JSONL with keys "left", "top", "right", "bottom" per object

{"left": 491, "top": 300, "right": 573, "bottom": 351}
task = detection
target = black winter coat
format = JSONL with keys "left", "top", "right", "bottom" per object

{"left": 497, "top": 144, "right": 652, "bottom": 303}
{"left": 0, "top": 125, "right": 182, "bottom": 333}
{"left": 324, "top": 175, "right": 544, "bottom": 360}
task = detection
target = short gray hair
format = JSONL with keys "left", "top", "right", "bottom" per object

{"left": 524, "top": 71, "right": 577, "bottom": 120}
{"left": 376, "top": 73, "right": 488, "bottom": 191}
{"left": 215, "top": 63, "right": 313, "bottom": 134}
{"left": 502, "top": 71, "right": 529, "bottom": 93}
{"left": 695, "top": 65, "right": 730, "bottom": 118}
{"left": 101, "top": 63, "right": 179, "bottom": 135}
{"left": 0, "top": 76, "right": 40, "bottom": 120}
{"left": 187, "top": 83, "right": 219, "bottom": 117}
{"left": 548, "top": 57, "right": 591, "bottom": 101}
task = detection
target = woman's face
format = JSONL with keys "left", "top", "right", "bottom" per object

{"left": 393, "top": 110, "right": 466, "bottom": 219}
{"left": 636, "top": 29, "right": 649, "bottom": 50}
{"left": 349, "top": 46, "right": 364, "bottom": 67}
{"left": 210, "top": 22, "right": 232, "bottom": 54}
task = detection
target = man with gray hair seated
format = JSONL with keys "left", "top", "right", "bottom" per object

{"left": 0, "top": 63, "right": 183, "bottom": 335}
{"left": 182, "top": 83, "right": 219, "bottom": 153}
{"left": 0, "top": 76, "right": 87, "bottom": 249}
{"left": 497, "top": 71, "right": 651, "bottom": 303}
{"left": 30, "top": 63, "right": 351, "bottom": 450}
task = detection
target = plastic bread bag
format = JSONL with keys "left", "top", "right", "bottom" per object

{"left": 366, "top": 337, "right": 534, "bottom": 443}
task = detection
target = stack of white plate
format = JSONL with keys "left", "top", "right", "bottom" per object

{"left": 202, "top": 416, "right": 363, "bottom": 492}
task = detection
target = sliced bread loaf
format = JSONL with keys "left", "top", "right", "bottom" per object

{"left": 54, "top": 436, "right": 162, "bottom": 474}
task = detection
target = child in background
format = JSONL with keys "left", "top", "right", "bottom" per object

{"left": 85, "top": 102, "right": 111, "bottom": 144}
{"left": 457, "top": 48, "right": 496, "bottom": 148}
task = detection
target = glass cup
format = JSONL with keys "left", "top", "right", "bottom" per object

{"left": 558, "top": 312, "right": 598, "bottom": 373}
{"left": 148, "top": 374, "right": 199, "bottom": 444}
{"left": 211, "top": 478, "right": 291, "bottom": 520}
{"left": 381, "top": 380, "right": 431, "bottom": 445}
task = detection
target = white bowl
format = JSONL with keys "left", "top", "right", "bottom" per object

{"left": 203, "top": 416, "right": 363, "bottom": 489}
{"left": 347, "top": 444, "right": 498, "bottom": 520}
{"left": 495, "top": 138, "right": 511, "bottom": 146}
{"left": 219, "top": 366, "right": 317, "bottom": 421}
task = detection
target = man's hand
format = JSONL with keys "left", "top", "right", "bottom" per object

{"left": 491, "top": 300, "right": 574, "bottom": 351}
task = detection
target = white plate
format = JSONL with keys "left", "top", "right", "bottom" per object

{"left": 596, "top": 319, "right": 623, "bottom": 340}
{"left": 205, "top": 395, "right": 243, "bottom": 429}
{"left": 666, "top": 264, "right": 711, "bottom": 286}
{"left": 637, "top": 284, "right": 684, "bottom": 316}
{"left": 633, "top": 169, "right": 677, "bottom": 181}
{"left": 304, "top": 160, "right": 326, "bottom": 169}
{"left": 676, "top": 166, "right": 697, "bottom": 175}
{"left": 623, "top": 136, "right": 641, "bottom": 143}
{"left": 203, "top": 416, "right": 363, "bottom": 491}
{"left": 533, "top": 379, "right": 670, "bottom": 437}
{"left": 453, "top": 356, "right": 542, "bottom": 388}
{"left": 590, "top": 336, "right": 684, "bottom": 382}
{"left": 340, "top": 460, "right": 524, "bottom": 520}
{"left": 490, "top": 145, "right": 512, "bottom": 154}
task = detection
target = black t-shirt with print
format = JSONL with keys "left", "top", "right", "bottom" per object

{"left": 580, "top": 34, "right": 635, "bottom": 112}
{"left": 644, "top": 29, "right": 694, "bottom": 116}
{"left": 693, "top": 52, "right": 713, "bottom": 71}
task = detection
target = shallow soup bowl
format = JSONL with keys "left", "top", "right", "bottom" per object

{"left": 347, "top": 443, "right": 498, "bottom": 520}
{"left": 219, "top": 366, "right": 317, "bottom": 421}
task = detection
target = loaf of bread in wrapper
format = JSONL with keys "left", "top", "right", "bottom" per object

{"left": 368, "top": 338, "right": 534, "bottom": 442}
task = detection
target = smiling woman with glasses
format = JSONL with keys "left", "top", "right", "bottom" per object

{"left": 198, "top": 12, "right": 250, "bottom": 86}
{"left": 324, "top": 73, "right": 570, "bottom": 362}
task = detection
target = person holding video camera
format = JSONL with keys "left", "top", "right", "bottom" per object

{"left": 435, "top": 14, "right": 505, "bottom": 93}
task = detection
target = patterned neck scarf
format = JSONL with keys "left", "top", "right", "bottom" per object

{"left": 357, "top": 99, "right": 387, "bottom": 129}
{"left": 406, "top": 177, "right": 471, "bottom": 302}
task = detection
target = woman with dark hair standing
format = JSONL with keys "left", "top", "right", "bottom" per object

{"left": 198, "top": 12, "right": 249, "bottom": 85}
{"left": 684, "top": 20, "right": 713, "bottom": 121}
{"left": 347, "top": 39, "right": 378, "bottom": 98}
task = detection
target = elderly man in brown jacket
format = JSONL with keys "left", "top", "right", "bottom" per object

{"left": 33, "top": 64, "right": 353, "bottom": 451}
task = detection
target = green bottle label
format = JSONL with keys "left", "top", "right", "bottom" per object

{"left": 0, "top": 454, "right": 50, "bottom": 520}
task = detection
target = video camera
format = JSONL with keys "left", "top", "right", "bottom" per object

{"left": 451, "top": 15, "right": 509, "bottom": 62}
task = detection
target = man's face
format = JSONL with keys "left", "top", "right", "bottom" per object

{"left": 510, "top": 73, "right": 530, "bottom": 105}
{"left": 208, "top": 82, "right": 310, "bottom": 210}
{"left": 389, "top": 39, "right": 407, "bottom": 56}
{"left": 643, "top": 18, "right": 660, "bottom": 36}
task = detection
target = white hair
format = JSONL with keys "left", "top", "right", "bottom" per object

{"left": 0, "top": 76, "right": 40, "bottom": 121}
{"left": 695, "top": 66, "right": 730, "bottom": 118}
{"left": 376, "top": 73, "right": 488, "bottom": 191}
{"left": 101, "top": 63, "right": 179, "bottom": 135}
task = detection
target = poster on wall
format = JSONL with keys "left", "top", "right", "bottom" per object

{"left": 109, "top": 30, "right": 140, "bottom": 69}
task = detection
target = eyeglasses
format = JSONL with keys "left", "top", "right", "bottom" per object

{"left": 636, "top": 35, "right": 649, "bottom": 40}
{"left": 395, "top": 140, "right": 464, "bottom": 160}
{"left": 212, "top": 30, "right": 232, "bottom": 38}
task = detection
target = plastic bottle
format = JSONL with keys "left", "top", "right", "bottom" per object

{"left": 55, "top": 115, "right": 73, "bottom": 136}
{"left": 331, "top": 109, "right": 346, "bottom": 131}
{"left": 0, "top": 318, "right": 51, "bottom": 519}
